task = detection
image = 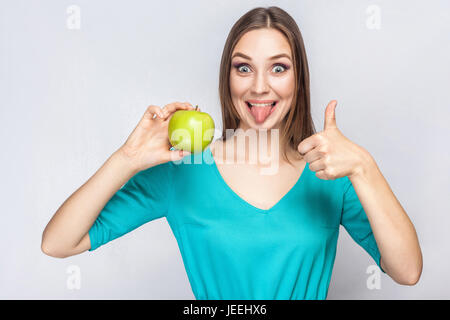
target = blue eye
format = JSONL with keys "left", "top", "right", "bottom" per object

{"left": 272, "top": 64, "right": 288, "bottom": 73}
{"left": 233, "top": 63, "right": 289, "bottom": 74}
{"left": 237, "top": 64, "right": 251, "bottom": 73}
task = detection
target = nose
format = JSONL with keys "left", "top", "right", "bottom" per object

{"left": 251, "top": 72, "right": 270, "bottom": 94}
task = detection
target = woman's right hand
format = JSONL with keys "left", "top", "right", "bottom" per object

{"left": 117, "top": 101, "right": 198, "bottom": 172}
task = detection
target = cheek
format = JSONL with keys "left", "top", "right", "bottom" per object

{"left": 230, "top": 74, "right": 250, "bottom": 96}
{"left": 273, "top": 79, "right": 295, "bottom": 117}
{"left": 269, "top": 75, "right": 295, "bottom": 95}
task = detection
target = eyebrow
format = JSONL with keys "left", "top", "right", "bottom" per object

{"left": 231, "top": 52, "right": 292, "bottom": 61}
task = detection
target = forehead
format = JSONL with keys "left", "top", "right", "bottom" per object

{"left": 232, "top": 28, "right": 292, "bottom": 58}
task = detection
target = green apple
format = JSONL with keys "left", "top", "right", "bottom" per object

{"left": 168, "top": 106, "right": 215, "bottom": 153}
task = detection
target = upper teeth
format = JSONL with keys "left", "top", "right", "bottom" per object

{"left": 249, "top": 102, "right": 275, "bottom": 107}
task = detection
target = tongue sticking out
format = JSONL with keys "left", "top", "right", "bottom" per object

{"left": 250, "top": 105, "right": 272, "bottom": 123}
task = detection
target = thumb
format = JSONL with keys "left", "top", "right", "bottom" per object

{"left": 167, "top": 149, "right": 191, "bottom": 161}
{"left": 324, "top": 100, "right": 338, "bottom": 130}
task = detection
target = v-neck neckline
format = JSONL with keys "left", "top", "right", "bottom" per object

{"left": 206, "top": 145, "right": 309, "bottom": 214}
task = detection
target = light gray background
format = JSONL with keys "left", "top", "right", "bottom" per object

{"left": 1, "top": 0, "right": 449, "bottom": 299}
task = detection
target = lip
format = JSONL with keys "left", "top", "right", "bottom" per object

{"left": 245, "top": 100, "right": 278, "bottom": 119}
{"left": 246, "top": 100, "right": 277, "bottom": 104}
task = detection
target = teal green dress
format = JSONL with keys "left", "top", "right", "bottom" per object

{"left": 88, "top": 145, "right": 384, "bottom": 299}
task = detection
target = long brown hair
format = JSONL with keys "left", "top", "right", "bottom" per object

{"left": 218, "top": 6, "right": 316, "bottom": 166}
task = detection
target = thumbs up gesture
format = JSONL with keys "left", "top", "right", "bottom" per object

{"left": 297, "top": 100, "right": 370, "bottom": 180}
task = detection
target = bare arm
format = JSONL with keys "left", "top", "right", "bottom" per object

{"left": 297, "top": 100, "right": 422, "bottom": 286}
{"left": 349, "top": 149, "right": 423, "bottom": 285}
{"left": 41, "top": 103, "right": 194, "bottom": 258}
{"left": 41, "top": 150, "right": 139, "bottom": 258}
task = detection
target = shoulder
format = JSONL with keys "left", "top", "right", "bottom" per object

{"left": 135, "top": 161, "right": 175, "bottom": 187}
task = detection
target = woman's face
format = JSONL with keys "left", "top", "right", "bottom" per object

{"left": 230, "top": 28, "right": 295, "bottom": 131}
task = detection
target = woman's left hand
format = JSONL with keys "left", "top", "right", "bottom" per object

{"left": 297, "top": 100, "right": 370, "bottom": 180}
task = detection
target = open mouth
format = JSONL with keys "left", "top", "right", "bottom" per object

{"left": 246, "top": 101, "right": 277, "bottom": 114}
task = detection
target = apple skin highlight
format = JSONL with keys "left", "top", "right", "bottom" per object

{"left": 168, "top": 108, "right": 215, "bottom": 153}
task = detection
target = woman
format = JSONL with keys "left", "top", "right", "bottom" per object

{"left": 42, "top": 6, "right": 422, "bottom": 299}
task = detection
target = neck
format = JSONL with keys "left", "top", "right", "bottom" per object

{"left": 214, "top": 124, "right": 299, "bottom": 168}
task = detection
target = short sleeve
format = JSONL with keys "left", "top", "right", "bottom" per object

{"left": 88, "top": 161, "right": 173, "bottom": 251}
{"left": 340, "top": 177, "right": 386, "bottom": 273}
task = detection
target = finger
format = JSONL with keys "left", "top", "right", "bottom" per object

{"left": 143, "top": 105, "right": 164, "bottom": 120}
{"left": 324, "top": 100, "right": 338, "bottom": 130}
{"left": 162, "top": 102, "right": 193, "bottom": 119}
{"left": 302, "top": 147, "right": 323, "bottom": 163}
{"left": 183, "top": 102, "right": 194, "bottom": 109}
{"left": 164, "top": 102, "right": 193, "bottom": 112}
{"left": 297, "top": 134, "right": 321, "bottom": 156}
{"left": 177, "top": 102, "right": 195, "bottom": 111}
{"left": 314, "top": 170, "right": 329, "bottom": 180}
{"left": 165, "top": 149, "right": 191, "bottom": 162}
{"left": 308, "top": 157, "right": 326, "bottom": 172}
